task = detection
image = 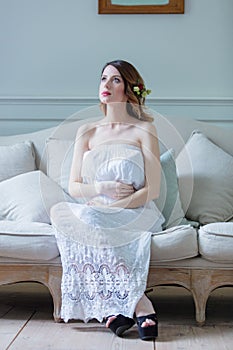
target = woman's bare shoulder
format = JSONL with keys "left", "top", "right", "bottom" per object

{"left": 76, "top": 119, "right": 102, "bottom": 138}
{"left": 135, "top": 120, "right": 157, "bottom": 136}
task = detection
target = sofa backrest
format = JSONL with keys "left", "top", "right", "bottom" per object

{"left": 154, "top": 112, "right": 233, "bottom": 157}
{"left": 0, "top": 109, "right": 232, "bottom": 175}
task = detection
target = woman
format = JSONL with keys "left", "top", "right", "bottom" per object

{"left": 51, "top": 60, "right": 164, "bottom": 341}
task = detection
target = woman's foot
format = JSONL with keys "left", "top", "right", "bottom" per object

{"left": 135, "top": 294, "right": 158, "bottom": 340}
{"left": 105, "top": 314, "right": 135, "bottom": 337}
{"left": 137, "top": 313, "right": 158, "bottom": 341}
{"left": 105, "top": 315, "right": 117, "bottom": 328}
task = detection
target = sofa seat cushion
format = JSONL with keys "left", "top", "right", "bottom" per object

{"left": 0, "top": 221, "right": 59, "bottom": 261}
{"left": 151, "top": 225, "right": 198, "bottom": 262}
{"left": 199, "top": 223, "right": 233, "bottom": 263}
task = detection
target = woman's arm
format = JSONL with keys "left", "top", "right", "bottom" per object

{"left": 68, "top": 124, "right": 98, "bottom": 199}
{"left": 109, "top": 123, "right": 161, "bottom": 209}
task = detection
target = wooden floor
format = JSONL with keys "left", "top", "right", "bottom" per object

{"left": 0, "top": 283, "right": 232, "bottom": 350}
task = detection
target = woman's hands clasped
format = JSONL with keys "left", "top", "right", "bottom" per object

{"left": 95, "top": 181, "right": 135, "bottom": 200}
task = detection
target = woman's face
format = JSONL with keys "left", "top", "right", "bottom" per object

{"left": 99, "top": 65, "right": 128, "bottom": 104}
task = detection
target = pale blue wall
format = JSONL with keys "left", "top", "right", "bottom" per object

{"left": 0, "top": 0, "right": 233, "bottom": 135}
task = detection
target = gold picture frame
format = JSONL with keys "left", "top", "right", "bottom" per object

{"left": 98, "top": 0, "right": 184, "bottom": 14}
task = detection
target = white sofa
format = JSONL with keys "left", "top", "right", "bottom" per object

{"left": 0, "top": 110, "right": 232, "bottom": 325}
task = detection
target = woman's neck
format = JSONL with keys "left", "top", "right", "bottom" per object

{"left": 104, "top": 102, "right": 130, "bottom": 123}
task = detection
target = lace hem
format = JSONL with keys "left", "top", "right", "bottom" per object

{"left": 55, "top": 230, "right": 151, "bottom": 323}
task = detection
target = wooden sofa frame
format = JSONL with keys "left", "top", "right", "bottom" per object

{"left": 1, "top": 262, "right": 232, "bottom": 325}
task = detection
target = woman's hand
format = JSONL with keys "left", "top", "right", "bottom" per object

{"left": 95, "top": 181, "right": 135, "bottom": 199}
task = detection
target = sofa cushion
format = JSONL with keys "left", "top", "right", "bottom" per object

{"left": 176, "top": 130, "right": 233, "bottom": 224}
{"left": 0, "top": 221, "right": 59, "bottom": 260}
{"left": 199, "top": 222, "right": 233, "bottom": 263}
{"left": 0, "top": 141, "right": 36, "bottom": 182}
{"left": 0, "top": 170, "right": 72, "bottom": 223}
{"left": 150, "top": 225, "right": 198, "bottom": 262}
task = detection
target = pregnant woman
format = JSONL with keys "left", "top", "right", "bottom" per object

{"left": 51, "top": 59, "right": 164, "bottom": 341}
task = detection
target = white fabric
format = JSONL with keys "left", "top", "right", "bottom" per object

{"left": 176, "top": 131, "right": 233, "bottom": 224}
{"left": 0, "top": 141, "right": 36, "bottom": 182}
{"left": 199, "top": 223, "right": 233, "bottom": 263}
{"left": 52, "top": 144, "right": 164, "bottom": 322}
{"left": 0, "top": 221, "right": 59, "bottom": 260}
{"left": 0, "top": 170, "right": 72, "bottom": 223}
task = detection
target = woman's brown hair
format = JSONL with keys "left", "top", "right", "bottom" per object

{"left": 100, "top": 60, "right": 153, "bottom": 122}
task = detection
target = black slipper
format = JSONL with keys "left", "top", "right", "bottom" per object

{"left": 136, "top": 313, "right": 158, "bottom": 341}
{"left": 106, "top": 314, "right": 135, "bottom": 337}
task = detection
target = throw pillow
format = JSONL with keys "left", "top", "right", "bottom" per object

{"left": 0, "top": 170, "right": 73, "bottom": 223}
{"left": 176, "top": 130, "right": 233, "bottom": 224}
{"left": 0, "top": 141, "right": 36, "bottom": 182}
{"left": 155, "top": 149, "right": 188, "bottom": 229}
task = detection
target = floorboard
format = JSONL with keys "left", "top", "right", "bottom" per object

{"left": 0, "top": 307, "right": 34, "bottom": 350}
{"left": 0, "top": 282, "right": 232, "bottom": 350}
{"left": 7, "top": 311, "right": 154, "bottom": 350}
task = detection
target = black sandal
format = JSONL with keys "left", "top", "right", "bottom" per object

{"left": 105, "top": 314, "right": 135, "bottom": 337}
{"left": 136, "top": 313, "right": 158, "bottom": 341}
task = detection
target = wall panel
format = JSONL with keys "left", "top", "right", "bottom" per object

{"left": 0, "top": 97, "right": 232, "bottom": 135}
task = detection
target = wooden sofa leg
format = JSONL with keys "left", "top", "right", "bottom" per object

{"left": 191, "top": 270, "right": 211, "bottom": 326}
{"left": 52, "top": 293, "right": 62, "bottom": 322}
{"left": 47, "top": 266, "right": 62, "bottom": 322}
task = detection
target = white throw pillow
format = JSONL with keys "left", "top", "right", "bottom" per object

{"left": 176, "top": 131, "right": 233, "bottom": 224}
{"left": 0, "top": 141, "right": 36, "bottom": 182}
{"left": 0, "top": 170, "right": 72, "bottom": 223}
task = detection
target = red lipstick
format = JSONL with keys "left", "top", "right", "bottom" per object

{"left": 102, "top": 91, "right": 111, "bottom": 96}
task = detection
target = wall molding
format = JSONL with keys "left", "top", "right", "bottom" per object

{"left": 0, "top": 96, "right": 233, "bottom": 105}
{"left": 0, "top": 96, "right": 232, "bottom": 135}
{"left": 0, "top": 95, "right": 232, "bottom": 117}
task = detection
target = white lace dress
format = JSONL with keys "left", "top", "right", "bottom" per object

{"left": 52, "top": 144, "right": 164, "bottom": 323}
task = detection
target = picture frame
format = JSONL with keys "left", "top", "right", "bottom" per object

{"left": 98, "top": 0, "right": 184, "bottom": 14}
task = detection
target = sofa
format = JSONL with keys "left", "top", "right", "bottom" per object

{"left": 0, "top": 108, "right": 232, "bottom": 325}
